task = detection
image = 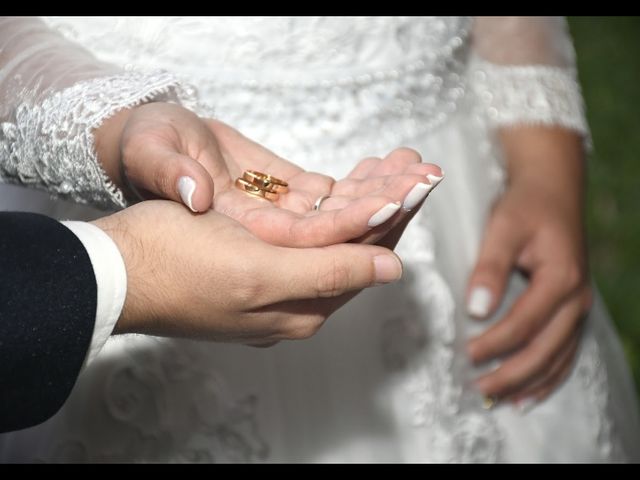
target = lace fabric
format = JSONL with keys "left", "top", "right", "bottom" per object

{"left": 0, "top": 71, "right": 196, "bottom": 210}
{"left": 469, "top": 59, "right": 589, "bottom": 135}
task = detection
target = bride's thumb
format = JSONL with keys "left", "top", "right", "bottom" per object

{"left": 126, "top": 150, "right": 215, "bottom": 213}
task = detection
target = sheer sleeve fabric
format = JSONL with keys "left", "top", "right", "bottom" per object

{"left": 0, "top": 17, "right": 194, "bottom": 209}
{"left": 469, "top": 16, "right": 589, "bottom": 137}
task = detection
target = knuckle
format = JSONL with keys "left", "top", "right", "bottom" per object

{"left": 121, "top": 138, "right": 143, "bottom": 163}
{"left": 476, "top": 258, "right": 507, "bottom": 283}
{"left": 564, "top": 265, "right": 584, "bottom": 292}
{"left": 393, "top": 147, "right": 422, "bottom": 163}
{"left": 551, "top": 263, "right": 584, "bottom": 293}
{"left": 153, "top": 168, "right": 173, "bottom": 194}
{"left": 493, "top": 365, "right": 521, "bottom": 394}
{"left": 503, "top": 319, "right": 533, "bottom": 347}
{"left": 227, "top": 263, "right": 266, "bottom": 307}
{"left": 582, "top": 285, "right": 594, "bottom": 311}
{"left": 315, "top": 257, "right": 352, "bottom": 298}
{"left": 283, "top": 315, "right": 325, "bottom": 340}
{"left": 490, "top": 210, "right": 515, "bottom": 230}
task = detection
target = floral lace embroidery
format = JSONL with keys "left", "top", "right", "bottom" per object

{"left": 41, "top": 338, "right": 269, "bottom": 463}
{"left": 42, "top": 17, "right": 474, "bottom": 170}
{"left": 469, "top": 58, "right": 589, "bottom": 138}
{"left": 576, "top": 334, "right": 627, "bottom": 461}
{"left": 383, "top": 214, "right": 503, "bottom": 462}
{"left": 0, "top": 71, "right": 197, "bottom": 210}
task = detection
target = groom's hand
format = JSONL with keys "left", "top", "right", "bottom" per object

{"left": 92, "top": 200, "right": 403, "bottom": 343}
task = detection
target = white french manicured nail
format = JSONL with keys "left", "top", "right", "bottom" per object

{"left": 368, "top": 202, "right": 401, "bottom": 227}
{"left": 402, "top": 183, "right": 432, "bottom": 211}
{"left": 515, "top": 398, "right": 537, "bottom": 415}
{"left": 177, "top": 176, "right": 198, "bottom": 212}
{"left": 426, "top": 172, "right": 445, "bottom": 189}
{"left": 467, "top": 286, "right": 492, "bottom": 318}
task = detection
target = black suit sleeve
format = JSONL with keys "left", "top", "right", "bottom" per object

{"left": 0, "top": 212, "right": 96, "bottom": 433}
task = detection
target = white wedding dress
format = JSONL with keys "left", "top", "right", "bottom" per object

{"left": 0, "top": 16, "right": 638, "bottom": 462}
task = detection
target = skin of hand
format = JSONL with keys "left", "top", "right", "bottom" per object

{"left": 94, "top": 102, "right": 444, "bottom": 248}
{"left": 91, "top": 200, "right": 404, "bottom": 344}
{"left": 465, "top": 126, "right": 593, "bottom": 408}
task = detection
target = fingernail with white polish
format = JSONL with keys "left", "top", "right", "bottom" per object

{"left": 467, "top": 286, "right": 492, "bottom": 318}
{"left": 373, "top": 254, "right": 403, "bottom": 285}
{"left": 426, "top": 172, "right": 445, "bottom": 190}
{"left": 177, "top": 176, "right": 198, "bottom": 212}
{"left": 515, "top": 398, "right": 537, "bottom": 415}
{"left": 368, "top": 202, "right": 401, "bottom": 227}
{"left": 402, "top": 183, "right": 432, "bottom": 211}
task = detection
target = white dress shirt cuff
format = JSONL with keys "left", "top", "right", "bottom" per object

{"left": 61, "top": 221, "right": 127, "bottom": 366}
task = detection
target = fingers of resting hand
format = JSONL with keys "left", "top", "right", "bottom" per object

{"left": 240, "top": 195, "right": 401, "bottom": 247}
{"left": 124, "top": 144, "right": 215, "bottom": 212}
{"left": 465, "top": 213, "right": 527, "bottom": 322}
{"left": 467, "top": 266, "right": 575, "bottom": 363}
{"left": 519, "top": 347, "right": 579, "bottom": 404}
{"left": 509, "top": 335, "right": 580, "bottom": 406}
{"left": 473, "top": 293, "right": 586, "bottom": 399}
{"left": 262, "top": 243, "right": 403, "bottom": 304}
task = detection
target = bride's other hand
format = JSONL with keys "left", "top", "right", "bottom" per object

{"left": 465, "top": 127, "right": 592, "bottom": 408}
{"left": 92, "top": 200, "right": 403, "bottom": 343}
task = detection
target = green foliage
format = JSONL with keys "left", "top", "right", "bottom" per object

{"left": 568, "top": 16, "right": 640, "bottom": 395}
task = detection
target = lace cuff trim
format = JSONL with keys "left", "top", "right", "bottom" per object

{"left": 0, "top": 70, "right": 197, "bottom": 210}
{"left": 470, "top": 59, "right": 589, "bottom": 138}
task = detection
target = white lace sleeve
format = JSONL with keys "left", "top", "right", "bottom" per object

{"left": 469, "top": 16, "right": 589, "bottom": 137}
{"left": 0, "top": 17, "right": 196, "bottom": 210}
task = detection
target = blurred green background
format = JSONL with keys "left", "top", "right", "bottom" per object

{"left": 568, "top": 16, "right": 640, "bottom": 395}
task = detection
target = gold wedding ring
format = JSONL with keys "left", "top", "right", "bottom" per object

{"left": 235, "top": 177, "right": 280, "bottom": 201}
{"left": 243, "top": 170, "right": 289, "bottom": 194}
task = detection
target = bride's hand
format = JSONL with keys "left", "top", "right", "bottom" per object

{"left": 95, "top": 102, "right": 443, "bottom": 247}
{"left": 465, "top": 127, "right": 592, "bottom": 409}
{"left": 92, "top": 200, "right": 403, "bottom": 343}
{"left": 206, "top": 119, "right": 444, "bottom": 247}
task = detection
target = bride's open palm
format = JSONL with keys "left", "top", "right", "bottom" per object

{"left": 107, "top": 103, "right": 443, "bottom": 248}
{"left": 206, "top": 119, "right": 443, "bottom": 247}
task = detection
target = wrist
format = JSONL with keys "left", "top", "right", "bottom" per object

{"left": 500, "top": 126, "right": 586, "bottom": 211}
{"left": 90, "top": 214, "right": 143, "bottom": 334}
{"left": 93, "top": 107, "right": 134, "bottom": 194}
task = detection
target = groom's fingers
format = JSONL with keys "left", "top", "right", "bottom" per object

{"left": 267, "top": 243, "right": 403, "bottom": 303}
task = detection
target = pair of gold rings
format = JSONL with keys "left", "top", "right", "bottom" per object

{"left": 235, "top": 170, "right": 289, "bottom": 202}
